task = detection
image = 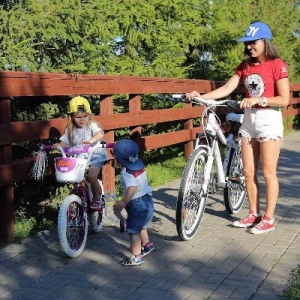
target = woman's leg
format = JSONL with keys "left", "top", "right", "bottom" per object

{"left": 259, "top": 138, "right": 282, "bottom": 219}
{"left": 241, "top": 137, "right": 260, "bottom": 213}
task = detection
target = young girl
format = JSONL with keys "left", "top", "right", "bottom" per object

{"left": 113, "top": 139, "right": 155, "bottom": 266}
{"left": 53, "top": 96, "right": 109, "bottom": 209}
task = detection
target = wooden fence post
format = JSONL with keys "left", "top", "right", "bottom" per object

{"left": 0, "top": 97, "right": 14, "bottom": 243}
{"left": 100, "top": 95, "right": 115, "bottom": 194}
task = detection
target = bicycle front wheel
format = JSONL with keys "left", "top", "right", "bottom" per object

{"left": 224, "top": 147, "right": 246, "bottom": 214}
{"left": 176, "top": 147, "right": 208, "bottom": 241}
{"left": 58, "top": 194, "right": 88, "bottom": 258}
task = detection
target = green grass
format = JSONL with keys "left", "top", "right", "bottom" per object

{"left": 147, "top": 156, "right": 185, "bottom": 187}
{"left": 284, "top": 268, "right": 300, "bottom": 299}
{"left": 14, "top": 217, "right": 37, "bottom": 240}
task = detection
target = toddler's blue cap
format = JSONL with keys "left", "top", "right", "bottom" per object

{"left": 238, "top": 21, "right": 272, "bottom": 42}
{"left": 113, "top": 139, "right": 144, "bottom": 171}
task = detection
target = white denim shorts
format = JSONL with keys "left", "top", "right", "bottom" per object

{"left": 239, "top": 108, "right": 283, "bottom": 142}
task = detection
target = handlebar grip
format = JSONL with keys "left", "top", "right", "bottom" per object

{"left": 42, "top": 145, "right": 53, "bottom": 151}
{"left": 104, "top": 142, "right": 115, "bottom": 148}
{"left": 172, "top": 94, "right": 185, "bottom": 100}
{"left": 171, "top": 94, "right": 191, "bottom": 103}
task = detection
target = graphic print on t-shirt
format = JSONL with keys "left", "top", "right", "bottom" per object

{"left": 244, "top": 73, "right": 265, "bottom": 98}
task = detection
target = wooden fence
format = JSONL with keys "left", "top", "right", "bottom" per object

{"left": 0, "top": 70, "right": 300, "bottom": 243}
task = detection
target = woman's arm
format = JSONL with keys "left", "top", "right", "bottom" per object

{"left": 187, "top": 74, "right": 241, "bottom": 100}
{"left": 271, "top": 77, "right": 290, "bottom": 107}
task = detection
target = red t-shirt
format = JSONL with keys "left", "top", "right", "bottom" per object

{"left": 235, "top": 58, "right": 288, "bottom": 98}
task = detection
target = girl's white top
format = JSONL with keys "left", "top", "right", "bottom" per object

{"left": 60, "top": 122, "right": 109, "bottom": 162}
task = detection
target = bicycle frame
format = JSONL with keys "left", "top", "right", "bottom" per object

{"left": 190, "top": 101, "right": 242, "bottom": 194}
{"left": 174, "top": 94, "right": 246, "bottom": 240}
{"left": 69, "top": 181, "right": 89, "bottom": 208}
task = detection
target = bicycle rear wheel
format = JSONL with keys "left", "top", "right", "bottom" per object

{"left": 176, "top": 147, "right": 208, "bottom": 241}
{"left": 88, "top": 179, "right": 105, "bottom": 233}
{"left": 58, "top": 194, "right": 88, "bottom": 258}
{"left": 224, "top": 147, "right": 246, "bottom": 214}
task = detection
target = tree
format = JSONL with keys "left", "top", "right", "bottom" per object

{"left": 0, "top": 0, "right": 299, "bottom": 80}
{"left": 188, "top": 0, "right": 300, "bottom": 82}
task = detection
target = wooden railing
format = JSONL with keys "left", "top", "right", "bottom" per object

{"left": 0, "top": 71, "right": 300, "bottom": 243}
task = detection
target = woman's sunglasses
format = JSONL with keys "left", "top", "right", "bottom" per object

{"left": 244, "top": 39, "right": 262, "bottom": 47}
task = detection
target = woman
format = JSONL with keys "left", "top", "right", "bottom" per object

{"left": 187, "top": 21, "right": 290, "bottom": 234}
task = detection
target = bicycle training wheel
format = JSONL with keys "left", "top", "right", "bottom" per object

{"left": 88, "top": 179, "right": 105, "bottom": 233}
{"left": 176, "top": 147, "right": 208, "bottom": 241}
{"left": 223, "top": 147, "right": 246, "bottom": 214}
{"left": 58, "top": 194, "right": 88, "bottom": 258}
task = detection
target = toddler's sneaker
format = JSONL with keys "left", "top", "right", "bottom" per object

{"left": 250, "top": 217, "right": 275, "bottom": 234}
{"left": 121, "top": 254, "right": 144, "bottom": 266}
{"left": 232, "top": 213, "right": 262, "bottom": 228}
{"left": 141, "top": 242, "right": 155, "bottom": 257}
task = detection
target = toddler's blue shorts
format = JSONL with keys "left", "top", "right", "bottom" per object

{"left": 125, "top": 194, "right": 154, "bottom": 235}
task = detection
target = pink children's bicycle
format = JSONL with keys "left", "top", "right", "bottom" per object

{"left": 32, "top": 142, "right": 114, "bottom": 258}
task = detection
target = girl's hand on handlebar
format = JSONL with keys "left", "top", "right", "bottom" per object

{"left": 82, "top": 139, "right": 94, "bottom": 145}
{"left": 239, "top": 97, "right": 260, "bottom": 109}
{"left": 52, "top": 143, "right": 60, "bottom": 150}
{"left": 186, "top": 90, "right": 201, "bottom": 101}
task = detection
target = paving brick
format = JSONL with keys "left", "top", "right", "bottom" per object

{"left": 1, "top": 131, "right": 300, "bottom": 299}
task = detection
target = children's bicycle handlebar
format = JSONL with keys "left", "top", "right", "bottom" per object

{"left": 42, "top": 142, "right": 115, "bottom": 159}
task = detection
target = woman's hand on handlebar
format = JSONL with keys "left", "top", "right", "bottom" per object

{"left": 185, "top": 90, "right": 201, "bottom": 101}
{"left": 239, "top": 97, "right": 261, "bottom": 109}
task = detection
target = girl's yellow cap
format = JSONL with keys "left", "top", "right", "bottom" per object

{"left": 68, "top": 96, "right": 91, "bottom": 113}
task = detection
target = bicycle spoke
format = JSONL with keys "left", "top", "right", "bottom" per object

{"left": 66, "top": 202, "right": 85, "bottom": 251}
{"left": 224, "top": 148, "right": 246, "bottom": 214}
{"left": 176, "top": 148, "right": 208, "bottom": 240}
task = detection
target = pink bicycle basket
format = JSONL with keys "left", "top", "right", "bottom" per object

{"left": 54, "top": 157, "right": 87, "bottom": 183}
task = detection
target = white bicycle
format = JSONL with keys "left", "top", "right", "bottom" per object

{"left": 173, "top": 95, "right": 246, "bottom": 241}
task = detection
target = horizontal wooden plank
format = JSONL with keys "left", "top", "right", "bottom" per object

{"left": 0, "top": 107, "right": 204, "bottom": 145}
{"left": 0, "top": 71, "right": 226, "bottom": 97}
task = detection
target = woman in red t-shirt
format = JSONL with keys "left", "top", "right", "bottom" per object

{"left": 187, "top": 21, "right": 290, "bottom": 234}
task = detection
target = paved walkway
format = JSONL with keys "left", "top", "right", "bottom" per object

{"left": 1, "top": 131, "right": 300, "bottom": 300}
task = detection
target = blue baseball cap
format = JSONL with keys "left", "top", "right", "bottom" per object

{"left": 113, "top": 139, "right": 144, "bottom": 171}
{"left": 238, "top": 21, "right": 272, "bottom": 42}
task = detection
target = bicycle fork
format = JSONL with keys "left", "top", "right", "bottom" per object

{"left": 202, "top": 138, "right": 226, "bottom": 195}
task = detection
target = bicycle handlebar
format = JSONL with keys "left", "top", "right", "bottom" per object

{"left": 41, "top": 141, "right": 115, "bottom": 158}
{"left": 171, "top": 94, "right": 240, "bottom": 109}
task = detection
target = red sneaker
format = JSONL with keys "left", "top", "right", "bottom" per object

{"left": 250, "top": 218, "right": 275, "bottom": 234}
{"left": 232, "top": 213, "right": 262, "bottom": 228}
